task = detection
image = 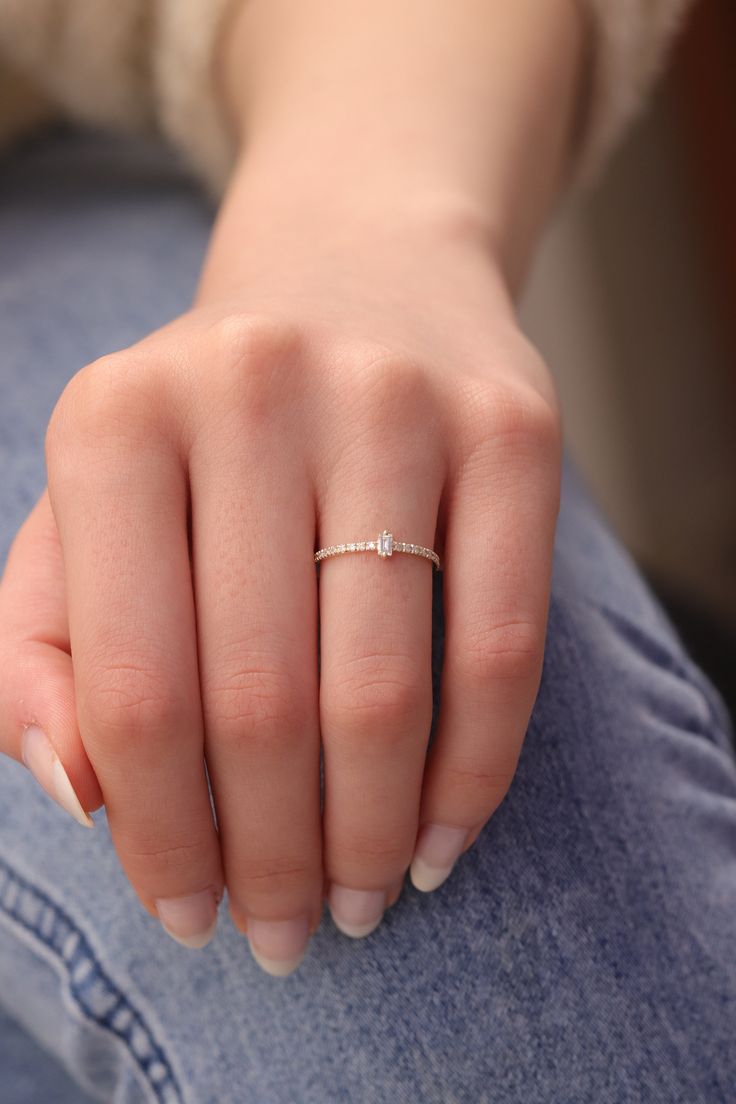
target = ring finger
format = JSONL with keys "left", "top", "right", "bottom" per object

{"left": 318, "top": 454, "right": 443, "bottom": 938}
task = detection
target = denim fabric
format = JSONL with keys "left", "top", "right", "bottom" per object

{"left": 1, "top": 125, "right": 735, "bottom": 1104}
{"left": 0, "top": 1003, "right": 89, "bottom": 1104}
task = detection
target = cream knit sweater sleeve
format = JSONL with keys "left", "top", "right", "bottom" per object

{"left": 0, "top": 0, "right": 694, "bottom": 198}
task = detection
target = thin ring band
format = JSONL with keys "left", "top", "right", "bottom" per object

{"left": 314, "top": 529, "right": 441, "bottom": 571}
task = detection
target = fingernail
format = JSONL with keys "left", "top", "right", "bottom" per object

{"left": 21, "top": 724, "right": 94, "bottom": 829}
{"left": 155, "top": 890, "right": 218, "bottom": 949}
{"left": 247, "top": 915, "right": 310, "bottom": 977}
{"left": 328, "top": 886, "right": 384, "bottom": 938}
{"left": 410, "top": 824, "right": 468, "bottom": 892}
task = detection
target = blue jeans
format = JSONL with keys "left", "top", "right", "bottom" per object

{"left": 1, "top": 125, "right": 735, "bottom": 1104}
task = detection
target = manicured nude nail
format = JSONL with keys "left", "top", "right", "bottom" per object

{"left": 247, "top": 915, "right": 311, "bottom": 977}
{"left": 155, "top": 890, "right": 218, "bottom": 949}
{"left": 21, "top": 724, "right": 94, "bottom": 829}
{"left": 328, "top": 886, "right": 385, "bottom": 938}
{"left": 410, "top": 824, "right": 468, "bottom": 892}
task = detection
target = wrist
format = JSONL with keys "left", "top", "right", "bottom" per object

{"left": 193, "top": 153, "right": 515, "bottom": 314}
{"left": 214, "top": 0, "right": 587, "bottom": 295}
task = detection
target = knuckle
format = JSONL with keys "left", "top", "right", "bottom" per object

{"left": 46, "top": 352, "right": 161, "bottom": 469}
{"left": 53, "top": 354, "right": 140, "bottom": 430}
{"left": 341, "top": 347, "right": 436, "bottom": 434}
{"left": 122, "top": 834, "right": 211, "bottom": 869}
{"left": 457, "top": 619, "right": 544, "bottom": 690}
{"left": 205, "top": 314, "right": 304, "bottom": 425}
{"left": 205, "top": 658, "right": 308, "bottom": 746}
{"left": 332, "top": 833, "right": 409, "bottom": 869}
{"left": 208, "top": 312, "right": 303, "bottom": 366}
{"left": 352, "top": 347, "right": 426, "bottom": 401}
{"left": 315, "top": 345, "right": 446, "bottom": 490}
{"left": 119, "top": 833, "right": 217, "bottom": 888}
{"left": 81, "top": 659, "right": 182, "bottom": 742}
{"left": 122, "top": 835, "right": 211, "bottom": 866}
{"left": 442, "top": 756, "right": 518, "bottom": 810}
{"left": 236, "top": 854, "right": 319, "bottom": 899}
{"left": 462, "top": 381, "right": 561, "bottom": 461}
{"left": 323, "top": 654, "right": 429, "bottom": 740}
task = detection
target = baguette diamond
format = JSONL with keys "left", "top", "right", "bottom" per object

{"left": 378, "top": 530, "right": 393, "bottom": 557}
{"left": 314, "top": 529, "right": 440, "bottom": 570}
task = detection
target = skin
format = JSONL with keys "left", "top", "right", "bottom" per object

{"left": 0, "top": 0, "right": 587, "bottom": 972}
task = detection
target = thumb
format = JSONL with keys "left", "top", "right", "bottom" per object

{"left": 0, "top": 489, "right": 103, "bottom": 825}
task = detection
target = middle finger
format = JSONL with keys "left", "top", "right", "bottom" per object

{"left": 190, "top": 416, "right": 323, "bottom": 976}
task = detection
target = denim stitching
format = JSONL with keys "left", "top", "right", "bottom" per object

{"left": 0, "top": 855, "right": 183, "bottom": 1104}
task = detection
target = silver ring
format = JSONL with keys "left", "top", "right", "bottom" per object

{"left": 314, "top": 529, "right": 440, "bottom": 570}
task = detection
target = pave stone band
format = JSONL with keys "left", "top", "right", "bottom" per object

{"left": 314, "top": 529, "right": 440, "bottom": 570}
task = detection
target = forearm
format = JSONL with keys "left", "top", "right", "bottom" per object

{"left": 197, "top": 0, "right": 588, "bottom": 303}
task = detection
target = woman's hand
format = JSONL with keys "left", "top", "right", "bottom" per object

{"left": 0, "top": 204, "right": 560, "bottom": 973}
{"left": 0, "top": 0, "right": 582, "bottom": 973}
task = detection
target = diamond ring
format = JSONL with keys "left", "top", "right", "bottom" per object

{"left": 314, "top": 529, "right": 440, "bottom": 570}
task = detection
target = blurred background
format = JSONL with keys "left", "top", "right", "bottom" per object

{"left": 521, "top": 0, "right": 736, "bottom": 721}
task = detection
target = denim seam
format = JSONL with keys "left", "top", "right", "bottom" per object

{"left": 0, "top": 853, "right": 184, "bottom": 1104}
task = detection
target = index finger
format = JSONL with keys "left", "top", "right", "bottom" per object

{"left": 46, "top": 363, "right": 225, "bottom": 947}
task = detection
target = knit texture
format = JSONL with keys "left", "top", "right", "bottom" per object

{"left": 0, "top": 0, "right": 695, "bottom": 196}
{"left": 153, "top": 0, "right": 238, "bottom": 194}
{"left": 0, "top": 0, "right": 236, "bottom": 194}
